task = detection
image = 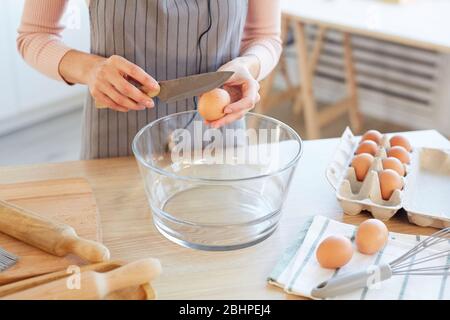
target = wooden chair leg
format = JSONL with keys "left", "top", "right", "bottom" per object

{"left": 293, "top": 21, "right": 320, "bottom": 139}
{"left": 294, "top": 26, "right": 324, "bottom": 119}
{"left": 279, "top": 15, "right": 292, "bottom": 89}
{"left": 309, "top": 26, "right": 326, "bottom": 75}
{"left": 279, "top": 54, "right": 293, "bottom": 90}
{"left": 292, "top": 91, "right": 303, "bottom": 115}
{"left": 343, "top": 33, "right": 363, "bottom": 133}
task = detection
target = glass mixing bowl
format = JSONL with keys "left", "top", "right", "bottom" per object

{"left": 133, "top": 111, "right": 302, "bottom": 251}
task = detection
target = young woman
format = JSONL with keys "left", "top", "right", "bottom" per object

{"left": 17, "top": 0, "right": 281, "bottom": 159}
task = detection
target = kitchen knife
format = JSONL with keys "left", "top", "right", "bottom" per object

{"left": 96, "top": 71, "right": 234, "bottom": 108}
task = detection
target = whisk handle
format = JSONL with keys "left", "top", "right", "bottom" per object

{"left": 311, "top": 263, "right": 392, "bottom": 299}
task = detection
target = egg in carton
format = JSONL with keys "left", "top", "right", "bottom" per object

{"left": 326, "top": 127, "right": 450, "bottom": 228}
{"left": 330, "top": 135, "right": 407, "bottom": 220}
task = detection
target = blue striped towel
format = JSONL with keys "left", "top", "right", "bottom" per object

{"left": 268, "top": 215, "right": 450, "bottom": 300}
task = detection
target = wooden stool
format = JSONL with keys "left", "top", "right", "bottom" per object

{"left": 258, "top": 14, "right": 363, "bottom": 139}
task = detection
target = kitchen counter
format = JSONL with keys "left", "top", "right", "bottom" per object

{"left": 0, "top": 129, "right": 448, "bottom": 299}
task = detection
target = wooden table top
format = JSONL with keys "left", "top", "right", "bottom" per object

{"left": 0, "top": 129, "right": 448, "bottom": 299}
{"left": 281, "top": 0, "right": 450, "bottom": 53}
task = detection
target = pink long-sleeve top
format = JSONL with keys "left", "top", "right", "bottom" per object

{"left": 17, "top": 0, "right": 282, "bottom": 82}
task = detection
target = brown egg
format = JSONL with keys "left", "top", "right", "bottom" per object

{"left": 356, "top": 219, "right": 389, "bottom": 255}
{"left": 316, "top": 235, "right": 353, "bottom": 269}
{"left": 382, "top": 157, "right": 405, "bottom": 177}
{"left": 390, "top": 135, "right": 412, "bottom": 152}
{"left": 387, "top": 146, "right": 410, "bottom": 164}
{"left": 198, "top": 88, "right": 231, "bottom": 121}
{"left": 351, "top": 153, "right": 374, "bottom": 181}
{"left": 378, "top": 169, "right": 403, "bottom": 201}
{"left": 355, "top": 140, "right": 378, "bottom": 156}
{"left": 361, "top": 130, "right": 383, "bottom": 145}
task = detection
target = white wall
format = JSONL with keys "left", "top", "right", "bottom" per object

{"left": 0, "top": 0, "right": 90, "bottom": 135}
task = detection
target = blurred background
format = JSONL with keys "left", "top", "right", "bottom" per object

{"left": 1, "top": 0, "right": 449, "bottom": 165}
{"left": 0, "top": 0, "right": 89, "bottom": 165}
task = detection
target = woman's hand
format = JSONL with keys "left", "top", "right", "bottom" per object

{"left": 207, "top": 57, "right": 260, "bottom": 128}
{"left": 59, "top": 51, "right": 160, "bottom": 112}
{"left": 87, "top": 55, "right": 160, "bottom": 112}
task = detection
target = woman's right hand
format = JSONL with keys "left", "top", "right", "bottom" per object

{"left": 87, "top": 55, "right": 160, "bottom": 112}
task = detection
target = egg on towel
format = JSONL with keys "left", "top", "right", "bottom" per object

{"left": 355, "top": 219, "right": 389, "bottom": 255}
{"left": 316, "top": 235, "right": 353, "bottom": 269}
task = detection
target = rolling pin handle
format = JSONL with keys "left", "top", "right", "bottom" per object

{"left": 61, "top": 236, "right": 111, "bottom": 263}
{"left": 2, "top": 258, "right": 161, "bottom": 300}
{"left": 100, "top": 258, "right": 162, "bottom": 297}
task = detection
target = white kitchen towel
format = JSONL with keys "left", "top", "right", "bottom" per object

{"left": 268, "top": 215, "right": 450, "bottom": 300}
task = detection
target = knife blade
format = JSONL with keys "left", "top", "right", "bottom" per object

{"left": 96, "top": 71, "right": 233, "bottom": 108}
{"left": 149, "top": 71, "right": 234, "bottom": 104}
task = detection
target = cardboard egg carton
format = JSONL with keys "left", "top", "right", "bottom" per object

{"left": 326, "top": 127, "right": 450, "bottom": 228}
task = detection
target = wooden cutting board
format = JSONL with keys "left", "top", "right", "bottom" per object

{"left": 0, "top": 178, "right": 101, "bottom": 285}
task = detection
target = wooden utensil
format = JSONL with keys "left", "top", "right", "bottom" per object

{"left": 0, "top": 199, "right": 110, "bottom": 263}
{"left": 0, "top": 178, "right": 103, "bottom": 285}
{"left": 0, "top": 261, "right": 156, "bottom": 300}
{"left": 2, "top": 258, "right": 161, "bottom": 300}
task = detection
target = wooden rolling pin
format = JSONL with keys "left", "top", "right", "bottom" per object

{"left": 0, "top": 199, "right": 110, "bottom": 262}
{"left": 2, "top": 258, "right": 161, "bottom": 300}
{"left": 0, "top": 260, "right": 156, "bottom": 300}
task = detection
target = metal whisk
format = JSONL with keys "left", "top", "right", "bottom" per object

{"left": 0, "top": 246, "right": 18, "bottom": 272}
{"left": 312, "top": 228, "right": 450, "bottom": 299}
{"left": 389, "top": 228, "right": 450, "bottom": 276}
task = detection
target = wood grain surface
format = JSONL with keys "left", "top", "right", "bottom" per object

{"left": 0, "top": 178, "right": 101, "bottom": 285}
{"left": 0, "top": 130, "right": 448, "bottom": 299}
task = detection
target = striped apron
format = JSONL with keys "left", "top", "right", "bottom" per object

{"left": 81, "top": 0, "right": 249, "bottom": 159}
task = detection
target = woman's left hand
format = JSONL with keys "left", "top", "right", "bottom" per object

{"left": 207, "top": 58, "right": 260, "bottom": 128}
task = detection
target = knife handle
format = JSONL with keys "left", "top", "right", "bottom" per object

{"left": 95, "top": 85, "right": 160, "bottom": 109}
{"left": 95, "top": 102, "right": 108, "bottom": 109}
